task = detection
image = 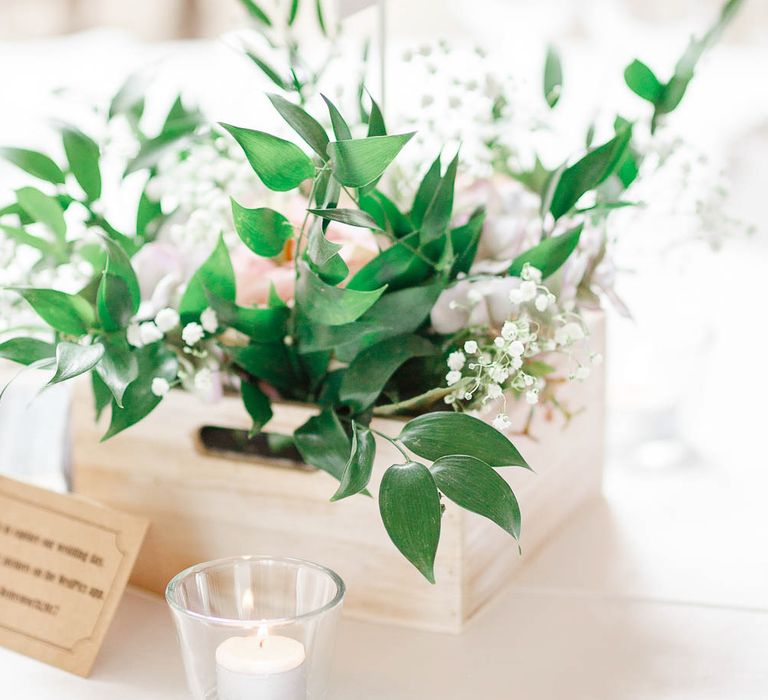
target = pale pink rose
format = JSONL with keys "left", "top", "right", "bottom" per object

{"left": 455, "top": 175, "right": 541, "bottom": 265}
{"left": 232, "top": 247, "right": 296, "bottom": 307}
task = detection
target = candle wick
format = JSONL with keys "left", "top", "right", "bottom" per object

{"left": 259, "top": 639, "right": 265, "bottom": 649}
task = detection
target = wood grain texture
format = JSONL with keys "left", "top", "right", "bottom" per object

{"left": 71, "top": 312, "right": 605, "bottom": 633}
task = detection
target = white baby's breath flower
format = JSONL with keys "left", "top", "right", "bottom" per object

{"left": 464, "top": 340, "right": 478, "bottom": 354}
{"left": 155, "top": 307, "right": 180, "bottom": 333}
{"left": 200, "top": 307, "right": 219, "bottom": 334}
{"left": 139, "top": 321, "right": 163, "bottom": 345}
{"left": 194, "top": 368, "right": 213, "bottom": 392}
{"left": 489, "top": 365, "right": 509, "bottom": 383}
{"left": 126, "top": 322, "right": 143, "bottom": 348}
{"left": 507, "top": 340, "right": 525, "bottom": 357}
{"left": 575, "top": 366, "right": 591, "bottom": 380}
{"left": 520, "top": 280, "right": 537, "bottom": 302}
{"left": 182, "top": 322, "right": 204, "bottom": 346}
{"left": 501, "top": 321, "right": 517, "bottom": 340}
{"left": 521, "top": 263, "right": 542, "bottom": 283}
{"left": 447, "top": 351, "right": 466, "bottom": 371}
{"left": 446, "top": 370, "right": 462, "bottom": 386}
{"left": 563, "top": 321, "right": 585, "bottom": 341}
{"left": 534, "top": 294, "right": 550, "bottom": 312}
{"left": 486, "top": 383, "right": 503, "bottom": 399}
{"left": 525, "top": 389, "right": 539, "bottom": 405}
{"left": 492, "top": 414, "right": 511, "bottom": 431}
{"left": 509, "top": 288, "right": 524, "bottom": 305}
{"left": 150, "top": 377, "right": 170, "bottom": 397}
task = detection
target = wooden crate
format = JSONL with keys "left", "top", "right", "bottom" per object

{"left": 70, "top": 313, "right": 605, "bottom": 633}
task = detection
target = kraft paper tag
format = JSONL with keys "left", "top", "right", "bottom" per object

{"left": 0, "top": 475, "right": 147, "bottom": 676}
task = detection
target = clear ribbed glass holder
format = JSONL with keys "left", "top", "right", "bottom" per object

{"left": 166, "top": 556, "right": 345, "bottom": 700}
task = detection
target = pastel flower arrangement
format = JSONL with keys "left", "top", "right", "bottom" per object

{"left": 0, "top": 0, "right": 742, "bottom": 580}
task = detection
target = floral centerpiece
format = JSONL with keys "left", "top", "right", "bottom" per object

{"left": 0, "top": 0, "right": 742, "bottom": 583}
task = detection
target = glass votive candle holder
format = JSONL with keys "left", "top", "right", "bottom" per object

{"left": 166, "top": 555, "right": 345, "bottom": 700}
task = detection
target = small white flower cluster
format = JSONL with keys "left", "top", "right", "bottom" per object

{"left": 129, "top": 306, "right": 221, "bottom": 401}
{"left": 390, "top": 40, "right": 549, "bottom": 195}
{"left": 146, "top": 130, "right": 257, "bottom": 252}
{"left": 443, "top": 265, "right": 599, "bottom": 430}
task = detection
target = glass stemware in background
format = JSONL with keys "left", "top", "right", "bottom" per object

{"left": 166, "top": 556, "right": 345, "bottom": 700}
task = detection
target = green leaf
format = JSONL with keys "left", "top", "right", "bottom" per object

{"left": 62, "top": 127, "right": 101, "bottom": 201}
{"left": 136, "top": 190, "right": 163, "bottom": 239}
{"left": 48, "top": 342, "right": 105, "bottom": 386}
{"left": 9, "top": 288, "right": 95, "bottom": 335}
{"left": 180, "top": 235, "right": 235, "bottom": 319}
{"left": 240, "top": 0, "right": 272, "bottom": 25}
{"left": 508, "top": 223, "right": 583, "bottom": 279}
{"left": 0, "top": 337, "right": 55, "bottom": 366}
{"left": 268, "top": 94, "right": 330, "bottom": 160}
{"left": 100, "top": 235, "right": 140, "bottom": 312}
{"left": 321, "top": 95, "right": 352, "bottom": 141}
{"left": 347, "top": 231, "right": 431, "bottom": 292}
{"left": 242, "top": 381, "right": 273, "bottom": 433}
{"left": 97, "top": 272, "right": 132, "bottom": 332}
{"left": 16, "top": 187, "right": 66, "bottom": 242}
{"left": 0, "top": 147, "right": 65, "bottom": 184}
{"left": 108, "top": 72, "right": 146, "bottom": 125}
{"left": 543, "top": 45, "right": 563, "bottom": 108}
{"left": 308, "top": 207, "right": 382, "bottom": 230}
{"left": 229, "top": 342, "right": 297, "bottom": 395}
{"left": 339, "top": 335, "right": 435, "bottom": 413}
{"left": 221, "top": 123, "right": 315, "bottom": 192}
{"left": 524, "top": 359, "right": 556, "bottom": 377}
{"left": 624, "top": 59, "right": 663, "bottom": 103}
{"left": 331, "top": 423, "right": 375, "bottom": 501}
{"left": 399, "top": 412, "right": 529, "bottom": 468}
{"left": 450, "top": 208, "right": 485, "bottom": 277}
{"left": 367, "top": 94, "right": 387, "bottom": 137}
{"left": 294, "top": 410, "right": 351, "bottom": 480}
{"left": 315, "top": 0, "right": 327, "bottom": 35}
{"left": 339, "top": 281, "right": 442, "bottom": 358}
{"left": 306, "top": 220, "right": 349, "bottom": 285}
{"left": 125, "top": 130, "right": 190, "bottom": 175}
{"left": 288, "top": 0, "right": 300, "bottom": 24}
{"left": 103, "top": 343, "right": 178, "bottom": 440}
{"left": 91, "top": 371, "right": 113, "bottom": 420}
{"left": 410, "top": 154, "right": 442, "bottom": 228}
{"left": 0, "top": 223, "right": 57, "bottom": 257}
{"left": 246, "top": 52, "right": 289, "bottom": 90}
{"left": 231, "top": 201, "right": 294, "bottom": 257}
{"left": 296, "top": 262, "right": 386, "bottom": 326}
{"left": 206, "top": 290, "right": 289, "bottom": 341}
{"left": 95, "top": 338, "right": 139, "bottom": 407}
{"left": 379, "top": 461, "right": 441, "bottom": 583}
{"left": 549, "top": 127, "right": 632, "bottom": 219}
{"left": 328, "top": 133, "right": 414, "bottom": 187}
{"left": 431, "top": 455, "right": 521, "bottom": 538}
{"left": 420, "top": 153, "right": 459, "bottom": 244}
{"left": 360, "top": 190, "right": 413, "bottom": 237}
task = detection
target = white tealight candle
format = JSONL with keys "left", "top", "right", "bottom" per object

{"left": 216, "top": 634, "right": 307, "bottom": 700}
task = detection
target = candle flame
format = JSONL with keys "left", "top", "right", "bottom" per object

{"left": 241, "top": 589, "right": 254, "bottom": 617}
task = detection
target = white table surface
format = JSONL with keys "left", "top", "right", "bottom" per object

{"left": 4, "top": 453, "right": 768, "bottom": 700}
